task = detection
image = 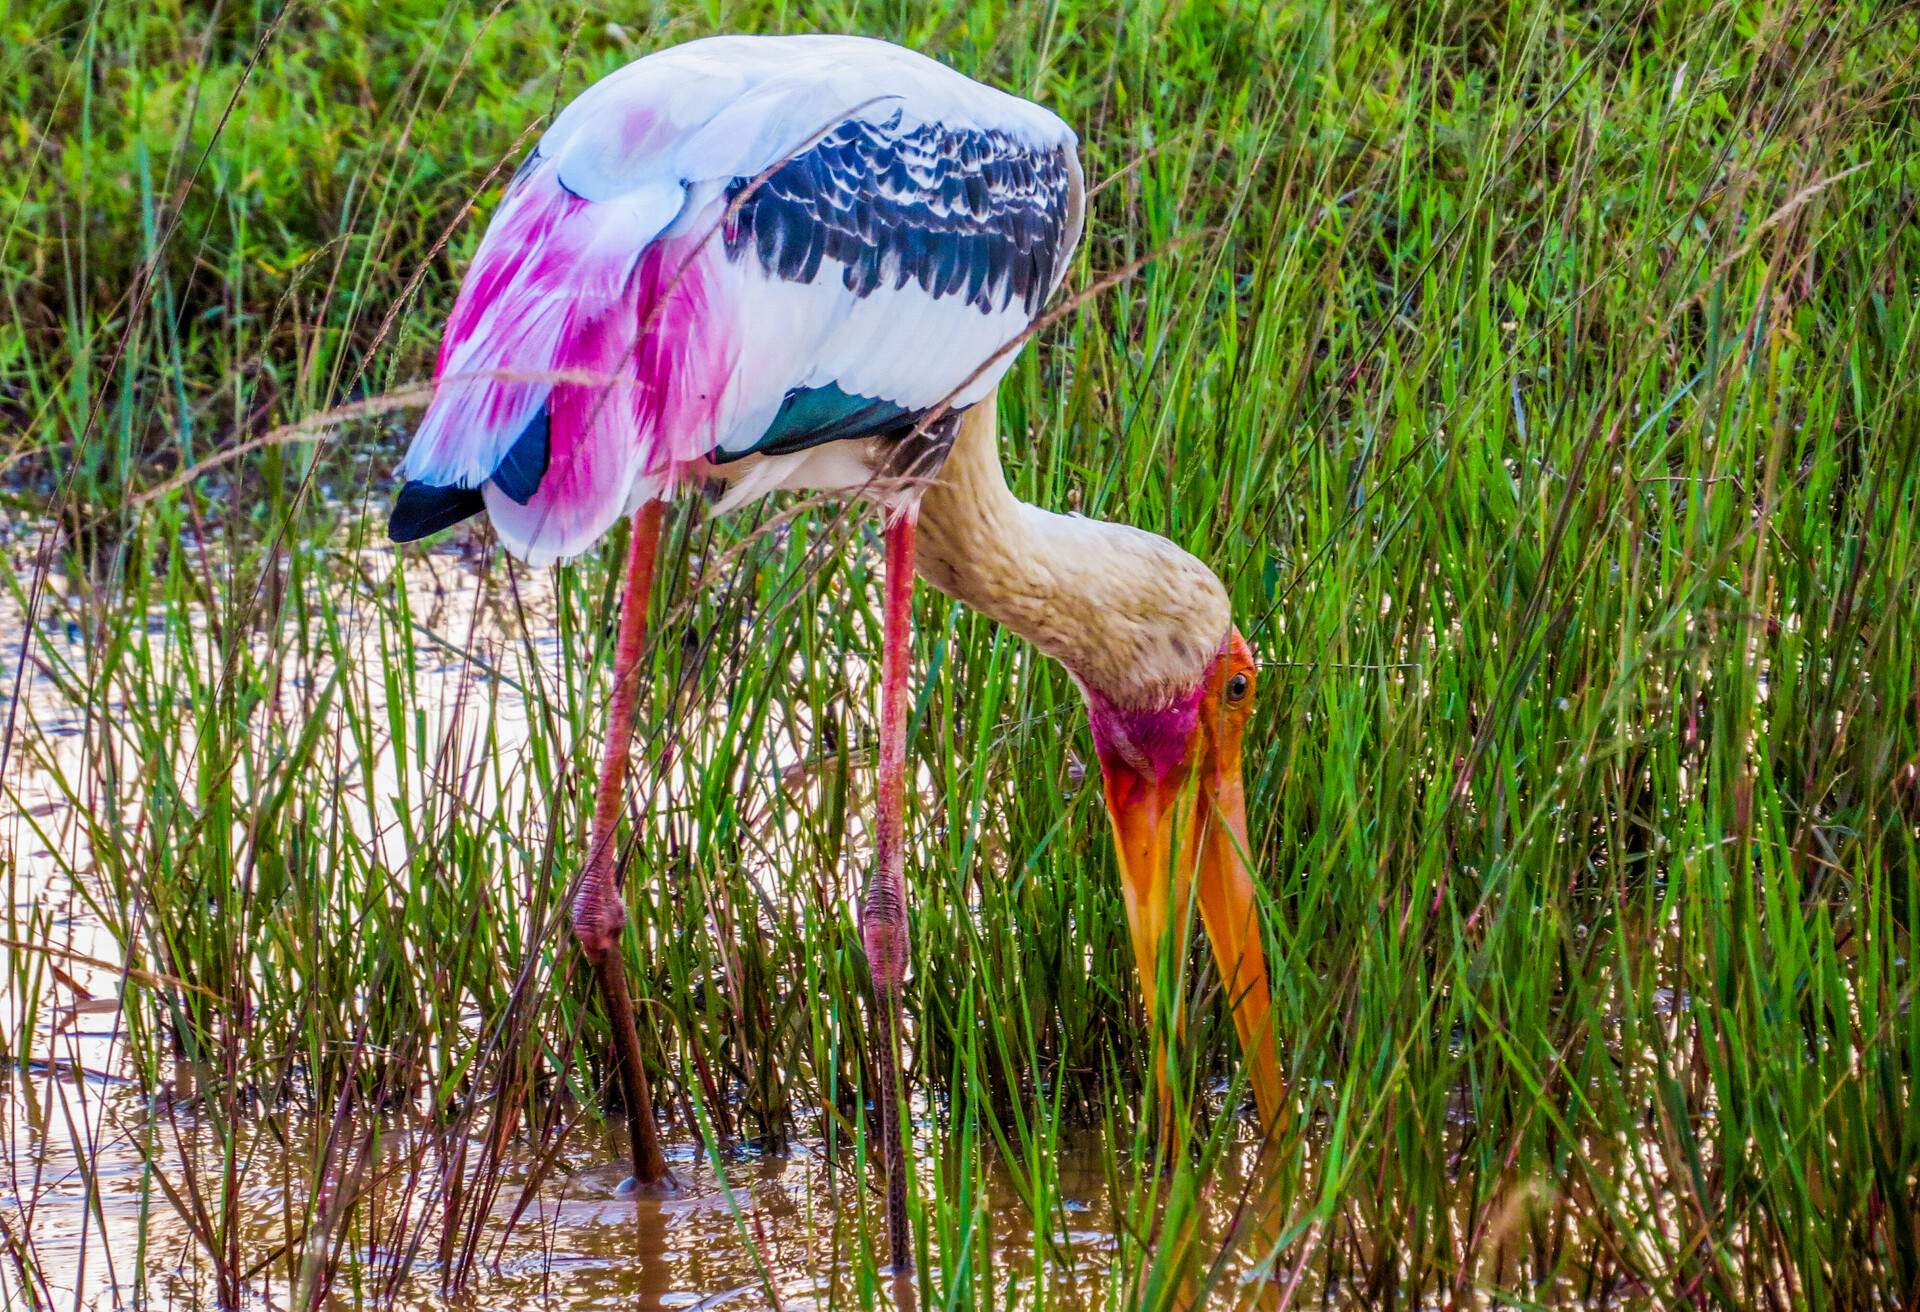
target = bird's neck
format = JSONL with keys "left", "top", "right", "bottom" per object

{"left": 913, "top": 401, "right": 1230, "bottom": 710}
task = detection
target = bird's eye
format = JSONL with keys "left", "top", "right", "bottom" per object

{"left": 1225, "top": 672, "right": 1250, "bottom": 703}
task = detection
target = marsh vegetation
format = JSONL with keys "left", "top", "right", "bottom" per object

{"left": 3, "top": 1, "right": 1917, "bottom": 1306}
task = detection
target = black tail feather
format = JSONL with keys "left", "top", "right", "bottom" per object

{"left": 391, "top": 404, "right": 547, "bottom": 542}
{"left": 388, "top": 481, "right": 486, "bottom": 542}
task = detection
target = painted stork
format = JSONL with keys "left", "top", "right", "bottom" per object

{"left": 388, "top": 33, "right": 1282, "bottom": 1269}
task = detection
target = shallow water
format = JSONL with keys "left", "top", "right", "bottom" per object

{"left": 6, "top": 941, "right": 1289, "bottom": 1310}
{"left": 7, "top": 1062, "right": 1206, "bottom": 1310}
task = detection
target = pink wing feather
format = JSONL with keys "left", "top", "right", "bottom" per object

{"left": 401, "top": 161, "right": 736, "bottom": 564}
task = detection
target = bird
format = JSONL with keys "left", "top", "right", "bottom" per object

{"left": 387, "top": 32, "right": 1282, "bottom": 1272}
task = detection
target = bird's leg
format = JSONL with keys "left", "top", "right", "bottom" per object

{"left": 572, "top": 499, "right": 672, "bottom": 1189}
{"left": 861, "top": 506, "right": 917, "bottom": 1272}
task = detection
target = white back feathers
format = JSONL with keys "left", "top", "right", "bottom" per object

{"left": 391, "top": 35, "right": 1084, "bottom": 565}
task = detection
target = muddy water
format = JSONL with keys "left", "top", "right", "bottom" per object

{"left": 10, "top": 1065, "right": 1212, "bottom": 1310}
{"left": 0, "top": 522, "right": 1289, "bottom": 1310}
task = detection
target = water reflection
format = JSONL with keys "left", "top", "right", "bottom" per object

{"left": 4, "top": 1062, "right": 1312, "bottom": 1309}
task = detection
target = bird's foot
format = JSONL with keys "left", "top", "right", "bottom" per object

{"left": 614, "top": 1170, "right": 683, "bottom": 1199}
{"left": 881, "top": 1262, "right": 917, "bottom": 1310}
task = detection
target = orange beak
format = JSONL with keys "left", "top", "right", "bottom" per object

{"left": 1101, "top": 676, "right": 1283, "bottom": 1135}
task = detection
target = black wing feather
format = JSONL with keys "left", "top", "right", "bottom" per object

{"left": 723, "top": 117, "right": 1076, "bottom": 317}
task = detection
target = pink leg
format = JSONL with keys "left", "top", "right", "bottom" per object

{"left": 572, "top": 500, "right": 671, "bottom": 1188}
{"left": 861, "top": 507, "right": 917, "bottom": 1271}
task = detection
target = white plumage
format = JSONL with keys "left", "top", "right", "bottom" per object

{"left": 391, "top": 34, "right": 1085, "bottom": 564}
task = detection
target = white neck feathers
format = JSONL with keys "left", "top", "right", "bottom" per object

{"left": 913, "top": 403, "right": 1230, "bottom": 709}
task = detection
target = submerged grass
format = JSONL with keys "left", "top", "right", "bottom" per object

{"left": 3, "top": 0, "right": 1918, "bottom": 1306}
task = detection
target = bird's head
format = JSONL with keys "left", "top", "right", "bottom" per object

{"left": 1082, "top": 627, "right": 1255, "bottom": 913}
{"left": 1077, "top": 616, "right": 1282, "bottom": 1125}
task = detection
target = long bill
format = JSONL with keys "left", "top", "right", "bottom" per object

{"left": 1103, "top": 742, "right": 1284, "bottom": 1136}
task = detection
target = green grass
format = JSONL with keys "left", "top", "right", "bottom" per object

{"left": 3, "top": 0, "right": 1918, "bottom": 1306}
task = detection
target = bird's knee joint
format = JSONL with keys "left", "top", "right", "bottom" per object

{"left": 572, "top": 887, "right": 627, "bottom": 959}
{"left": 862, "top": 918, "right": 908, "bottom": 993}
